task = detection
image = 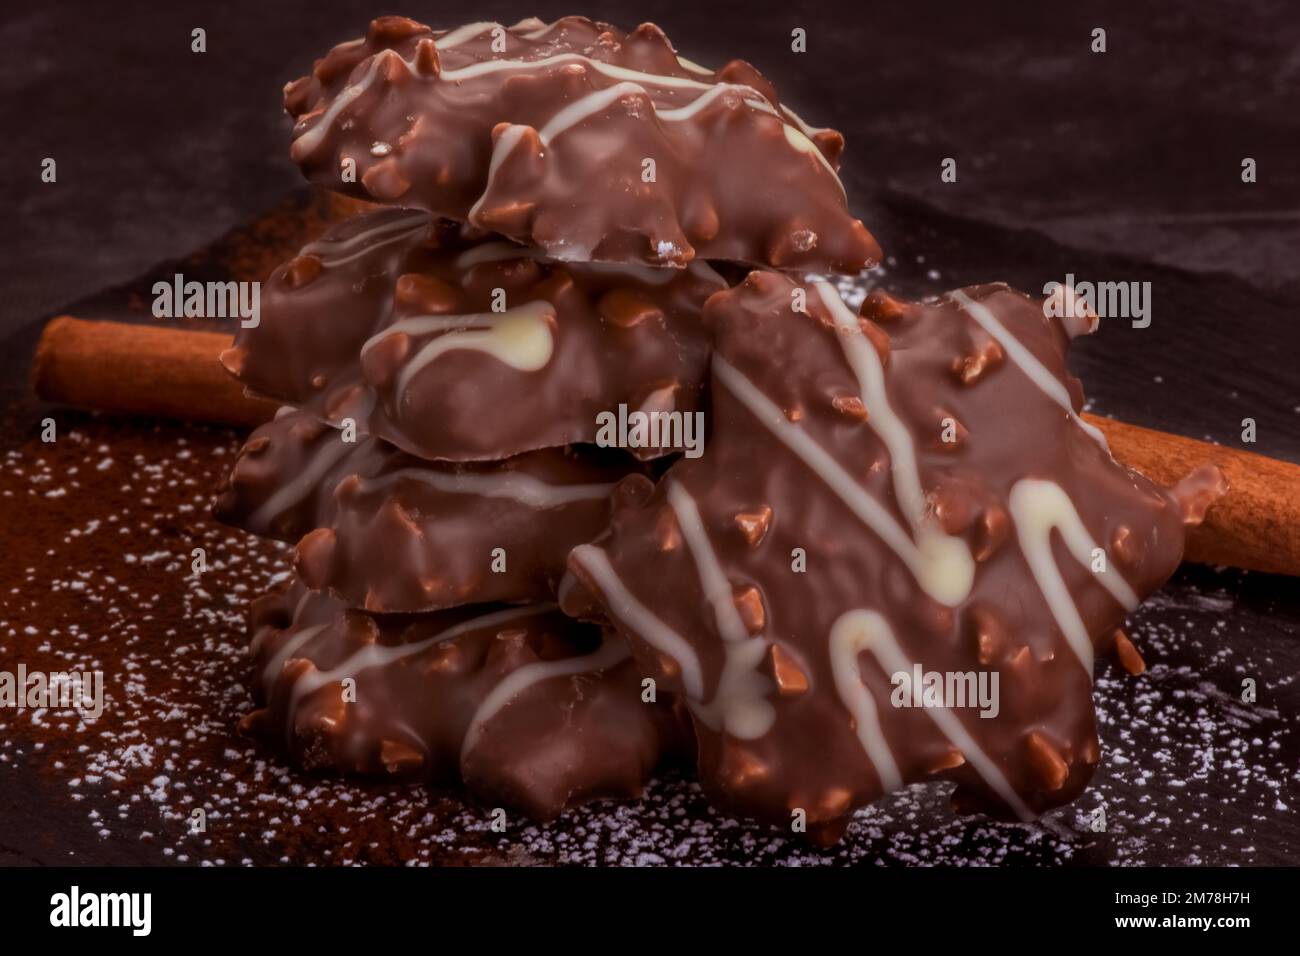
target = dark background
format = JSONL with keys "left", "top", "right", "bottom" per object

{"left": 5, "top": 0, "right": 1299, "bottom": 330}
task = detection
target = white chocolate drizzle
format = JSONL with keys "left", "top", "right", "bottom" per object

{"left": 660, "top": 49, "right": 834, "bottom": 141}
{"left": 584, "top": 257, "right": 725, "bottom": 287}
{"left": 454, "top": 239, "right": 726, "bottom": 289}
{"left": 654, "top": 82, "right": 764, "bottom": 123}
{"left": 949, "top": 289, "right": 1108, "bottom": 448}
{"left": 465, "top": 123, "right": 533, "bottom": 222}
{"left": 470, "top": 77, "right": 841, "bottom": 226}
{"left": 291, "top": 51, "right": 387, "bottom": 156}
{"left": 812, "top": 280, "right": 976, "bottom": 607}
{"left": 292, "top": 40, "right": 845, "bottom": 198}
{"left": 360, "top": 300, "right": 556, "bottom": 398}
{"left": 676, "top": 55, "right": 712, "bottom": 75}
{"left": 301, "top": 208, "right": 428, "bottom": 267}
{"left": 280, "top": 604, "right": 550, "bottom": 742}
{"left": 361, "top": 468, "right": 616, "bottom": 508}
{"left": 568, "top": 544, "right": 706, "bottom": 700}
{"left": 251, "top": 587, "right": 317, "bottom": 666}
{"left": 247, "top": 433, "right": 356, "bottom": 531}
{"left": 460, "top": 631, "right": 630, "bottom": 762}
{"left": 949, "top": 291, "right": 1138, "bottom": 676}
{"left": 666, "top": 482, "right": 775, "bottom": 739}
{"left": 712, "top": 355, "right": 973, "bottom": 606}
{"left": 537, "top": 81, "right": 660, "bottom": 142}
{"left": 438, "top": 53, "right": 837, "bottom": 176}
{"left": 636, "top": 383, "right": 678, "bottom": 417}
{"left": 440, "top": 52, "right": 748, "bottom": 94}
{"left": 261, "top": 624, "right": 328, "bottom": 689}
{"left": 829, "top": 609, "right": 1033, "bottom": 820}
{"left": 434, "top": 21, "right": 504, "bottom": 49}
{"left": 814, "top": 279, "right": 924, "bottom": 517}
{"left": 455, "top": 240, "right": 543, "bottom": 269}
{"left": 512, "top": 18, "right": 553, "bottom": 40}
{"left": 1007, "top": 479, "right": 1138, "bottom": 674}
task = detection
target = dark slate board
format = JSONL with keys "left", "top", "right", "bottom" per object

{"left": 0, "top": 190, "right": 1295, "bottom": 867}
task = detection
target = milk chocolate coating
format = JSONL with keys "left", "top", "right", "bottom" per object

{"left": 213, "top": 409, "right": 638, "bottom": 612}
{"left": 564, "top": 272, "right": 1214, "bottom": 841}
{"left": 284, "top": 16, "right": 880, "bottom": 273}
{"left": 221, "top": 209, "right": 725, "bottom": 461}
{"left": 241, "top": 577, "right": 690, "bottom": 821}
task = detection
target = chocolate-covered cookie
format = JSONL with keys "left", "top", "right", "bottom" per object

{"left": 220, "top": 209, "right": 725, "bottom": 461}
{"left": 241, "top": 577, "right": 690, "bottom": 821}
{"left": 564, "top": 271, "right": 1222, "bottom": 841}
{"left": 284, "top": 16, "right": 880, "bottom": 272}
{"left": 214, "top": 409, "right": 637, "bottom": 612}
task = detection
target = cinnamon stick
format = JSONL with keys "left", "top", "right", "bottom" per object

{"left": 31, "top": 316, "right": 1300, "bottom": 577}
{"left": 33, "top": 316, "right": 277, "bottom": 428}
{"left": 1083, "top": 413, "right": 1300, "bottom": 576}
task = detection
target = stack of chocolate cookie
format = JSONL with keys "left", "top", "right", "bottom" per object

{"left": 216, "top": 16, "right": 1220, "bottom": 839}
